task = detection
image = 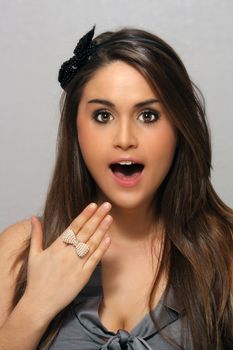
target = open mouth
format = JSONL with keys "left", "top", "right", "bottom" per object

{"left": 110, "top": 163, "right": 144, "bottom": 177}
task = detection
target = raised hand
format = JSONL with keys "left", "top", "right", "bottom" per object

{"left": 23, "top": 202, "right": 112, "bottom": 322}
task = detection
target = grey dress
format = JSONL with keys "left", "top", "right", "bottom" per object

{"left": 46, "top": 262, "right": 193, "bottom": 349}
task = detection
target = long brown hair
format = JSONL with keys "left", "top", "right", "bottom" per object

{"left": 12, "top": 27, "right": 233, "bottom": 349}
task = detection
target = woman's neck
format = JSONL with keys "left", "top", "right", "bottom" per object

{"left": 96, "top": 196, "right": 163, "bottom": 248}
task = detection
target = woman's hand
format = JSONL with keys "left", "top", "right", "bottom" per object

{"left": 23, "top": 202, "right": 112, "bottom": 322}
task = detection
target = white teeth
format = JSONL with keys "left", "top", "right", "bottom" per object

{"left": 117, "top": 161, "right": 135, "bottom": 165}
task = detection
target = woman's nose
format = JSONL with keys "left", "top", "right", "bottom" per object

{"left": 112, "top": 120, "right": 138, "bottom": 150}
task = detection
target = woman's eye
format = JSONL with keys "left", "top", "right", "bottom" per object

{"left": 92, "top": 110, "right": 113, "bottom": 123}
{"left": 92, "top": 109, "right": 160, "bottom": 124}
{"left": 138, "top": 110, "right": 160, "bottom": 123}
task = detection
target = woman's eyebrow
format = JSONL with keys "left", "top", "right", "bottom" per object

{"left": 87, "top": 98, "right": 160, "bottom": 108}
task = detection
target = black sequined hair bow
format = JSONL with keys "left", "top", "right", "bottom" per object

{"left": 58, "top": 25, "right": 97, "bottom": 89}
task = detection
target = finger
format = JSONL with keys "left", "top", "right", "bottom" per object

{"left": 59, "top": 215, "right": 112, "bottom": 262}
{"left": 84, "top": 235, "right": 111, "bottom": 271}
{"left": 55, "top": 203, "right": 98, "bottom": 246}
{"left": 29, "top": 216, "right": 43, "bottom": 260}
{"left": 72, "top": 202, "right": 112, "bottom": 242}
{"left": 86, "top": 214, "right": 113, "bottom": 251}
{"left": 59, "top": 214, "right": 112, "bottom": 265}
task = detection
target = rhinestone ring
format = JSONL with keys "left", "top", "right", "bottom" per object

{"left": 62, "top": 228, "right": 90, "bottom": 258}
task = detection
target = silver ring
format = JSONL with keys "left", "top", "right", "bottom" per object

{"left": 62, "top": 228, "right": 90, "bottom": 258}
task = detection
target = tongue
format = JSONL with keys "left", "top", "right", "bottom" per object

{"left": 113, "top": 170, "right": 142, "bottom": 179}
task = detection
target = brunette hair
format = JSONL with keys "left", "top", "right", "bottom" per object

{"left": 12, "top": 27, "right": 233, "bottom": 349}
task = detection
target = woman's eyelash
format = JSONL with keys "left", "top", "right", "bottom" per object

{"left": 92, "top": 109, "right": 160, "bottom": 124}
{"left": 92, "top": 109, "right": 112, "bottom": 123}
{"left": 139, "top": 109, "right": 160, "bottom": 123}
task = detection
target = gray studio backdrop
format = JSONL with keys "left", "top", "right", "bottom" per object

{"left": 0, "top": 0, "right": 232, "bottom": 231}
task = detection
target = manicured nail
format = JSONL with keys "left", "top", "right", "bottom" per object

{"left": 102, "top": 215, "right": 113, "bottom": 226}
{"left": 31, "top": 216, "right": 37, "bottom": 224}
{"left": 104, "top": 236, "right": 111, "bottom": 245}
{"left": 88, "top": 203, "right": 97, "bottom": 210}
{"left": 103, "top": 202, "right": 111, "bottom": 210}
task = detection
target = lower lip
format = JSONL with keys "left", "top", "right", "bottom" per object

{"left": 109, "top": 168, "right": 144, "bottom": 187}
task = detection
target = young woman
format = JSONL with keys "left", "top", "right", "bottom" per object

{"left": 0, "top": 25, "right": 232, "bottom": 350}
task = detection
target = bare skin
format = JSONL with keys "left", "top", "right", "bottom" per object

{"left": 99, "top": 235, "right": 168, "bottom": 333}
{"left": 77, "top": 60, "right": 177, "bottom": 332}
{"left": 0, "top": 203, "right": 116, "bottom": 350}
{"left": 0, "top": 61, "right": 178, "bottom": 343}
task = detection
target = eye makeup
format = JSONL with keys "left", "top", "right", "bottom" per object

{"left": 91, "top": 108, "right": 161, "bottom": 124}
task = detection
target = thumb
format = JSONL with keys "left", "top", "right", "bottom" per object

{"left": 29, "top": 216, "right": 44, "bottom": 260}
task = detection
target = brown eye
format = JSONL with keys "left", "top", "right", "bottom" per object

{"left": 92, "top": 110, "right": 113, "bottom": 123}
{"left": 138, "top": 109, "right": 160, "bottom": 123}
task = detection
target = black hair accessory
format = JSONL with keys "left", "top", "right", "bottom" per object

{"left": 58, "top": 25, "right": 97, "bottom": 89}
{"left": 58, "top": 25, "right": 183, "bottom": 90}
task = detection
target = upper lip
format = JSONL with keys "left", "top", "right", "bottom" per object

{"left": 109, "top": 157, "right": 144, "bottom": 165}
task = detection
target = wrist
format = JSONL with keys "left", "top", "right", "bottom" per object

{"left": 16, "top": 294, "right": 54, "bottom": 330}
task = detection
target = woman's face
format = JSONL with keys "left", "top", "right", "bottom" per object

{"left": 77, "top": 60, "right": 177, "bottom": 209}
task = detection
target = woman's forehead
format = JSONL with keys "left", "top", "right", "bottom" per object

{"left": 81, "top": 61, "right": 159, "bottom": 104}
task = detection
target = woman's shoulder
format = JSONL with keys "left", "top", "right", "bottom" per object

{"left": 0, "top": 218, "right": 32, "bottom": 248}
{"left": 0, "top": 218, "right": 33, "bottom": 327}
{"left": 0, "top": 218, "right": 34, "bottom": 278}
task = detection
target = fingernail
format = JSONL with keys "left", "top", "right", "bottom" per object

{"left": 102, "top": 215, "right": 113, "bottom": 226}
{"left": 88, "top": 203, "right": 97, "bottom": 210}
{"left": 31, "top": 216, "right": 36, "bottom": 224}
{"left": 104, "top": 236, "right": 111, "bottom": 245}
{"left": 103, "top": 202, "right": 111, "bottom": 210}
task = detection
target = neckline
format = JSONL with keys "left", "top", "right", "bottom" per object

{"left": 73, "top": 284, "right": 181, "bottom": 340}
{"left": 96, "top": 288, "right": 167, "bottom": 335}
{"left": 72, "top": 263, "right": 183, "bottom": 339}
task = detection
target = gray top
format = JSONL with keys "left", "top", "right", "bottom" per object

{"left": 45, "top": 262, "right": 195, "bottom": 349}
